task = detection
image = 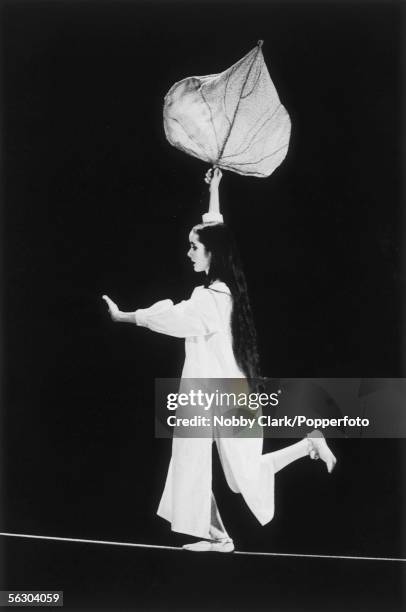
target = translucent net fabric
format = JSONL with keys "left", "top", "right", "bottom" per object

{"left": 163, "top": 42, "right": 291, "bottom": 178}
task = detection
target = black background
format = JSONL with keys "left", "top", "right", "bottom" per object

{"left": 1, "top": 1, "right": 405, "bottom": 610}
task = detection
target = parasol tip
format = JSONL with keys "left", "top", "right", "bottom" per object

{"left": 257, "top": 39, "right": 264, "bottom": 48}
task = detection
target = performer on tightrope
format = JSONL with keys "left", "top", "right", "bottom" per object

{"left": 102, "top": 168, "right": 336, "bottom": 553}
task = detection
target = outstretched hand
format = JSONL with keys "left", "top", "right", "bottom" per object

{"left": 205, "top": 167, "right": 222, "bottom": 190}
{"left": 102, "top": 294, "right": 121, "bottom": 322}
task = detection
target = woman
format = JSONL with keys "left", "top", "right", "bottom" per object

{"left": 102, "top": 168, "right": 336, "bottom": 553}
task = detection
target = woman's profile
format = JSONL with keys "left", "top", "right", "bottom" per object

{"left": 102, "top": 168, "right": 336, "bottom": 553}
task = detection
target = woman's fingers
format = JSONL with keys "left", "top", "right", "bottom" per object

{"left": 102, "top": 294, "right": 113, "bottom": 307}
{"left": 204, "top": 168, "right": 213, "bottom": 184}
{"left": 213, "top": 168, "right": 222, "bottom": 181}
{"left": 204, "top": 167, "right": 222, "bottom": 187}
{"left": 102, "top": 294, "right": 122, "bottom": 323}
{"left": 204, "top": 167, "right": 222, "bottom": 185}
{"left": 102, "top": 294, "right": 118, "bottom": 312}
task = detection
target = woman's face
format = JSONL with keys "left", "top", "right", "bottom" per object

{"left": 187, "top": 231, "right": 211, "bottom": 273}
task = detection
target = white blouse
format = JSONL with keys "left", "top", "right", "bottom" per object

{"left": 134, "top": 280, "right": 244, "bottom": 378}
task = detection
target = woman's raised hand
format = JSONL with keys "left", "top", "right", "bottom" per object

{"left": 204, "top": 167, "right": 222, "bottom": 189}
{"left": 102, "top": 295, "right": 121, "bottom": 322}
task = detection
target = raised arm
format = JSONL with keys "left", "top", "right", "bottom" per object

{"left": 202, "top": 167, "right": 224, "bottom": 223}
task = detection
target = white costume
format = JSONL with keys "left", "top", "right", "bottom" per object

{"left": 134, "top": 213, "right": 275, "bottom": 539}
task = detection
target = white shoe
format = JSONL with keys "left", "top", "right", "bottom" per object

{"left": 183, "top": 539, "right": 234, "bottom": 553}
{"left": 307, "top": 431, "right": 337, "bottom": 473}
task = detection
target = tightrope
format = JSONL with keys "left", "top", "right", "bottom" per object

{"left": 0, "top": 532, "right": 404, "bottom": 562}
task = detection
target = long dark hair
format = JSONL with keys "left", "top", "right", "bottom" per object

{"left": 193, "top": 223, "right": 261, "bottom": 379}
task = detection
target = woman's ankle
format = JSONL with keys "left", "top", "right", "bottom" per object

{"left": 209, "top": 526, "right": 231, "bottom": 542}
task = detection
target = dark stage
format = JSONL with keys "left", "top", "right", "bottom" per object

{"left": 2, "top": 534, "right": 405, "bottom": 611}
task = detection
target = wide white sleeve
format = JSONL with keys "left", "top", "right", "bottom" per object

{"left": 202, "top": 211, "right": 223, "bottom": 223}
{"left": 134, "top": 289, "right": 221, "bottom": 338}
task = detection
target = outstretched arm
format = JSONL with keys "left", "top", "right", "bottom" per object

{"left": 102, "top": 289, "right": 220, "bottom": 337}
{"left": 202, "top": 167, "right": 224, "bottom": 223}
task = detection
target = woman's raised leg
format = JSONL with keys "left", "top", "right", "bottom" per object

{"left": 266, "top": 432, "right": 336, "bottom": 474}
{"left": 268, "top": 438, "right": 310, "bottom": 473}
